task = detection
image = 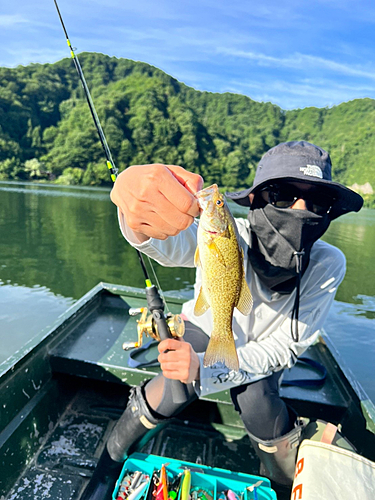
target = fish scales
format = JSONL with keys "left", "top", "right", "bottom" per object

{"left": 194, "top": 184, "right": 253, "bottom": 371}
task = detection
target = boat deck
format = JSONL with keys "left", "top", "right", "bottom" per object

{"left": 1, "top": 284, "right": 374, "bottom": 500}
{"left": 48, "top": 290, "right": 349, "bottom": 416}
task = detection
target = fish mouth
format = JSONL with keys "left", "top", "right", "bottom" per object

{"left": 195, "top": 184, "right": 219, "bottom": 211}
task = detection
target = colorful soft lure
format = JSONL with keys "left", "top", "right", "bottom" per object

{"left": 179, "top": 469, "right": 191, "bottom": 500}
{"left": 153, "top": 464, "right": 169, "bottom": 500}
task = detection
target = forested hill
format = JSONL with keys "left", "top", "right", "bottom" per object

{"left": 1, "top": 52, "right": 375, "bottom": 199}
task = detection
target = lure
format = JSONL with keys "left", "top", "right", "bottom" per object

{"left": 154, "top": 465, "right": 169, "bottom": 500}
{"left": 168, "top": 471, "right": 182, "bottom": 500}
{"left": 247, "top": 481, "right": 263, "bottom": 500}
{"left": 127, "top": 480, "right": 149, "bottom": 500}
{"left": 179, "top": 469, "right": 191, "bottom": 500}
{"left": 116, "top": 471, "right": 150, "bottom": 500}
{"left": 191, "top": 487, "right": 214, "bottom": 500}
{"left": 227, "top": 490, "right": 240, "bottom": 500}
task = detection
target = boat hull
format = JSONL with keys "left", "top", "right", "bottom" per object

{"left": 1, "top": 283, "right": 374, "bottom": 499}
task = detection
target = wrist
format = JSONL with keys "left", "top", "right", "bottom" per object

{"left": 132, "top": 230, "right": 150, "bottom": 244}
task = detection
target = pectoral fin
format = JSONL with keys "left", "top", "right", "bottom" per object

{"left": 222, "top": 227, "right": 231, "bottom": 239}
{"left": 236, "top": 275, "right": 253, "bottom": 316}
{"left": 194, "top": 286, "right": 210, "bottom": 316}
{"left": 208, "top": 241, "right": 226, "bottom": 266}
{"left": 194, "top": 246, "right": 201, "bottom": 267}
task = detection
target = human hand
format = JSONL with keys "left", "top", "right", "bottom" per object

{"left": 157, "top": 338, "right": 200, "bottom": 384}
{"left": 110, "top": 164, "right": 204, "bottom": 242}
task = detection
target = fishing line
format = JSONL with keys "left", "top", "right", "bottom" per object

{"left": 53, "top": 0, "right": 189, "bottom": 402}
{"left": 53, "top": 1, "right": 117, "bottom": 182}
{"left": 53, "top": 0, "right": 151, "bottom": 286}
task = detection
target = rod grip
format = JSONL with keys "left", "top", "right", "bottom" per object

{"left": 151, "top": 309, "right": 190, "bottom": 404}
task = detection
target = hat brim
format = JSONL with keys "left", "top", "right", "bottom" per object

{"left": 226, "top": 176, "right": 363, "bottom": 220}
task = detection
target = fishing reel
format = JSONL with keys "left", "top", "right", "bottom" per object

{"left": 122, "top": 307, "right": 185, "bottom": 351}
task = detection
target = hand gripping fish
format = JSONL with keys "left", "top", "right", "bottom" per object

{"left": 194, "top": 184, "right": 253, "bottom": 371}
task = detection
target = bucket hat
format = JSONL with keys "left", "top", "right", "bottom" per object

{"left": 226, "top": 141, "right": 363, "bottom": 219}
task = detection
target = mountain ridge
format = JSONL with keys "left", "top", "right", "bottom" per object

{"left": 0, "top": 52, "right": 373, "bottom": 205}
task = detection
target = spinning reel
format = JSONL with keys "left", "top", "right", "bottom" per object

{"left": 123, "top": 307, "right": 185, "bottom": 350}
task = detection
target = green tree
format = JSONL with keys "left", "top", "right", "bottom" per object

{"left": 0, "top": 53, "right": 373, "bottom": 194}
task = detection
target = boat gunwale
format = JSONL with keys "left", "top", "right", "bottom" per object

{"left": 321, "top": 329, "right": 375, "bottom": 432}
{"left": 0, "top": 282, "right": 187, "bottom": 383}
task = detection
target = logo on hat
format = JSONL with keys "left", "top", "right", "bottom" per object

{"left": 300, "top": 165, "right": 323, "bottom": 179}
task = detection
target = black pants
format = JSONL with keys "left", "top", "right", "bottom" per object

{"left": 145, "top": 321, "right": 292, "bottom": 440}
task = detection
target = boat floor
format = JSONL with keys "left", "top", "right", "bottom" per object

{"left": 5, "top": 377, "right": 277, "bottom": 500}
{"left": 3, "top": 286, "right": 374, "bottom": 499}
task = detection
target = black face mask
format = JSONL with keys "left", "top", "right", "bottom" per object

{"left": 247, "top": 203, "right": 331, "bottom": 293}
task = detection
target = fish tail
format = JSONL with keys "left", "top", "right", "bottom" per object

{"left": 203, "top": 332, "right": 239, "bottom": 371}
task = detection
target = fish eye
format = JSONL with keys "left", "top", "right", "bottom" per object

{"left": 216, "top": 199, "right": 224, "bottom": 207}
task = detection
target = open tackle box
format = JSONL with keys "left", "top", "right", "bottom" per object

{"left": 113, "top": 452, "right": 277, "bottom": 500}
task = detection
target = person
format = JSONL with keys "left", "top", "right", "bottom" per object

{"left": 84, "top": 141, "right": 363, "bottom": 497}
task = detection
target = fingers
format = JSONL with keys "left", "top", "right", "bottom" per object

{"left": 165, "top": 165, "right": 204, "bottom": 214}
{"left": 159, "top": 360, "right": 192, "bottom": 384}
{"left": 110, "top": 164, "right": 204, "bottom": 240}
{"left": 158, "top": 339, "right": 200, "bottom": 384}
{"left": 122, "top": 197, "right": 191, "bottom": 240}
{"left": 158, "top": 338, "right": 184, "bottom": 353}
{"left": 138, "top": 165, "right": 201, "bottom": 220}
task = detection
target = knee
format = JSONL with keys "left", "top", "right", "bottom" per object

{"left": 231, "top": 382, "right": 278, "bottom": 414}
{"left": 230, "top": 381, "right": 291, "bottom": 439}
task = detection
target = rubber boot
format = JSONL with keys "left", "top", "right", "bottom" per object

{"left": 80, "top": 447, "right": 123, "bottom": 500}
{"left": 248, "top": 417, "right": 306, "bottom": 486}
{"left": 81, "top": 383, "right": 166, "bottom": 500}
{"left": 107, "top": 382, "right": 166, "bottom": 462}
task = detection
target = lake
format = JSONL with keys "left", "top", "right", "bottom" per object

{"left": 0, "top": 181, "right": 374, "bottom": 401}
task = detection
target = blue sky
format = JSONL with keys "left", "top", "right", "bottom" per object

{"left": 1, "top": 0, "right": 375, "bottom": 110}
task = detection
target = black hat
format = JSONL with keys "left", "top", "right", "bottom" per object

{"left": 226, "top": 141, "right": 363, "bottom": 219}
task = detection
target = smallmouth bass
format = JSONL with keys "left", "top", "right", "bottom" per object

{"left": 194, "top": 184, "right": 253, "bottom": 371}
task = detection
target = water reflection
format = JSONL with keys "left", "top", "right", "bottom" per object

{"left": 0, "top": 182, "right": 374, "bottom": 400}
{"left": 324, "top": 296, "right": 375, "bottom": 402}
{"left": 0, "top": 283, "right": 73, "bottom": 366}
{"left": 321, "top": 210, "right": 375, "bottom": 302}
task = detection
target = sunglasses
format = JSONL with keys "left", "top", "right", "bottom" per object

{"left": 261, "top": 184, "right": 336, "bottom": 215}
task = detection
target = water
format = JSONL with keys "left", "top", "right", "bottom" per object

{"left": 0, "top": 181, "right": 374, "bottom": 401}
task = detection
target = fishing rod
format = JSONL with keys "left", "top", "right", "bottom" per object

{"left": 53, "top": 0, "right": 188, "bottom": 402}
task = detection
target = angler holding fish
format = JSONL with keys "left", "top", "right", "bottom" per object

{"left": 105, "top": 142, "right": 363, "bottom": 488}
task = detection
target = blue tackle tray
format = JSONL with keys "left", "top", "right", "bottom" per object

{"left": 113, "top": 452, "right": 277, "bottom": 500}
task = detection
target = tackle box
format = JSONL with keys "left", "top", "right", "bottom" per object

{"left": 113, "top": 452, "right": 277, "bottom": 500}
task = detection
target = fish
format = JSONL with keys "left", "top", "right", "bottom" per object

{"left": 194, "top": 184, "right": 253, "bottom": 371}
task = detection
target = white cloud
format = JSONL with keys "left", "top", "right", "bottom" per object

{"left": 218, "top": 48, "right": 375, "bottom": 81}
{"left": 225, "top": 77, "right": 375, "bottom": 109}
{"left": 1, "top": 0, "right": 375, "bottom": 110}
{"left": 0, "top": 14, "right": 29, "bottom": 27}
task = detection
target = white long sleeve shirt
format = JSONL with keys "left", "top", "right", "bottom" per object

{"left": 118, "top": 212, "right": 346, "bottom": 397}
